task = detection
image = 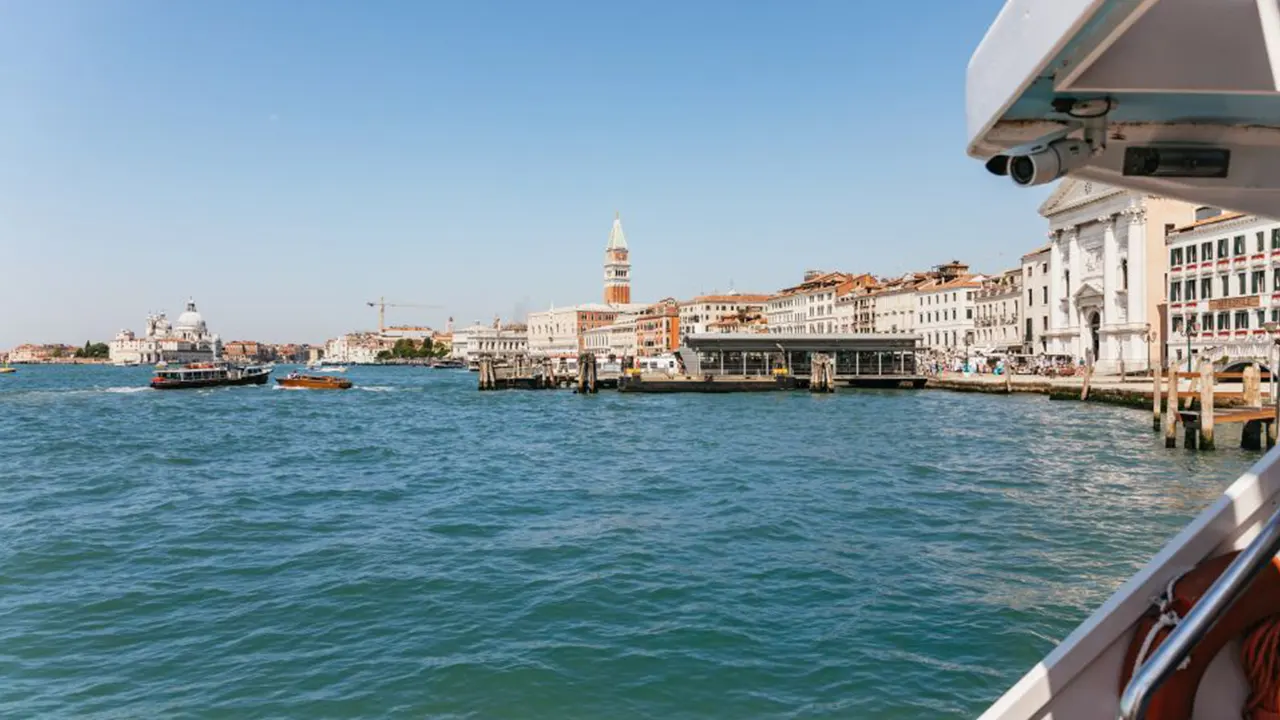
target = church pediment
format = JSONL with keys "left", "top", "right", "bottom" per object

{"left": 1039, "top": 177, "right": 1125, "bottom": 218}
{"left": 1073, "top": 280, "right": 1105, "bottom": 300}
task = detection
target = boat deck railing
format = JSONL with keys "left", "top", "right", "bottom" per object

{"left": 1118, "top": 502, "right": 1280, "bottom": 719}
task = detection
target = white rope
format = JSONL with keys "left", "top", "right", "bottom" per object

{"left": 1132, "top": 569, "right": 1196, "bottom": 680}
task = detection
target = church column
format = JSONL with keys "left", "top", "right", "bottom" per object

{"left": 1067, "top": 226, "right": 1083, "bottom": 357}
{"left": 1101, "top": 214, "right": 1118, "bottom": 368}
{"left": 1048, "top": 231, "right": 1064, "bottom": 352}
{"left": 1125, "top": 206, "right": 1149, "bottom": 366}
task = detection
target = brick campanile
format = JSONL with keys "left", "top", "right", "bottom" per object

{"left": 604, "top": 212, "right": 631, "bottom": 305}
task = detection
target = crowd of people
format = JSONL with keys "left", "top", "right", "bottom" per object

{"left": 918, "top": 350, "right": 1084, "bottom": 377}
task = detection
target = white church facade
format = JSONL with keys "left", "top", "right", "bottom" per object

{"left": 1040, "top": 179, "right": 1198, "bottom": 375}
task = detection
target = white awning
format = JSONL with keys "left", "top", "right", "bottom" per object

{"left": 968, "top": 0, "right": 1280, "bottom": 217}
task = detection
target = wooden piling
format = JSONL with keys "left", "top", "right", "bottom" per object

{"left": 1152, "top": 365, "right": 1163, "bottom": 431}
{"left": 1080, "top": 362, "right": 1093, "bottom": 401}
{"left": 1246, "top": 363, "right": 1261, "bottom": 406}
{"left": 1005, "top": 362, "right": 1013, "bottom": 394}
{"left": 1243, "top": 419, "right": 1265, "bottom": 451}
{"left": 1164, "top": 369, "right": 1177, "bottom": 448}
{"left": 1199, "top": 360, "right": 1215, "bottom": 450}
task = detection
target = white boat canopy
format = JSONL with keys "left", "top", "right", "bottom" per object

{"left": 968, "top": 0, "right": 1280, "bottom": 217}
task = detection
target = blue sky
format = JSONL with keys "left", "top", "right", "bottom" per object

{"left": 0, "top": 0, "right": 1050, "bottom": 346}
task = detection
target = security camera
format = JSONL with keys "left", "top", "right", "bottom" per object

{"left": 1006, "top": 138, "right": 1091, "bottom": 187}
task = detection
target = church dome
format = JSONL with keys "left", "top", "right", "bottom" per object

{"left": 174, "top": 298, "right": 206, "bottom": 333}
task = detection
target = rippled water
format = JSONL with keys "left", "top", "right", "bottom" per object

{"left": 0, "top": 366, "right": 1259, "bottom": 717}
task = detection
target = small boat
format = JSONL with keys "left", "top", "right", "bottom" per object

{"left": 276, "top": 374, "right": 352, "bottom": 390}
{"left": 150, "top": 362, "right": 271, "bottom": 390}
{"left": 0, "top": 367, "right": 14, "bottom": 375}
{"left": 432, "top": 359, "right": 466, "bottom": 370}
{"left": 311, "top": 365, "right": 348, "bottom": 373}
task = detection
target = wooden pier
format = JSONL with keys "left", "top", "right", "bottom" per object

{"left": 1153, "top": 360, "right": 1278, "bottom": 451}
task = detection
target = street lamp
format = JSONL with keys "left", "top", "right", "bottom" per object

{"left": 1186, "top": 318, "right": 1200, "bottom": 374}
{"left": 1264, "top": 322, "right": 1280, "bottom": 408}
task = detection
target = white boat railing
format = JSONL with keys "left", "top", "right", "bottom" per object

{"left": 1118, "top": 502, "right": 1280, "bottom": 720}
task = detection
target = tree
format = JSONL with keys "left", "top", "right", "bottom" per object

{"left": 417, "top": 338, "right": 433, "bottom": 357}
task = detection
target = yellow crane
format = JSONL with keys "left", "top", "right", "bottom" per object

{"left": 366, "top": 297, "right": 443, "bottom": 333}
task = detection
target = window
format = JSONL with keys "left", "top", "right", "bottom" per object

{"left": 1235, "top": 235, "right": 1246, "bottom": 255}
{"left": 1042, "top": 262, "right": 1048, "bottom": 273}
{"left": 1121, "top": 258, "right": 1128, "bottom": 290}
{"left": 1027, "top": 289, "right": 1033, "bottom": 306}
{"left": 1203, "top": 313, "right": 1213, "bottom": 331}
{"left": 1025, "top": 318, "right": 1032, "bottom": 340}
{"left": 1187, "top": 245, "right": 1198, "bottom": 263}
{"left": 1170, "top": 281, "right": 1182, "bottom": 301}
{"left": 1254, "top": 270, "right": 1266, "bottom": 294}
{"left": 1274, "top": 229, "right": 1280, "bottom": 250}
{"left": 1042, "top": 286, "right": 1048, "bottom": 303}
{"left": 1259, "top": 309, "right": 1267, "bottom": 328}
{"left": 966, "top": 308, "right": 973, "bottom": 320}
{"left": 1171, "top": 248, "right": 1183, "bottom": 266}
{"left": 1219, "top": 238, "right": 1229, "bottom": 258}
{"left": 1202, "top": 278, "right": 1213, "bottom": 299}
{"left": 1235, "top": 310, "right": 1251, "bottom": 330}
{"left": 1202, "top": 241, "right": 1214, "bottom": 260}
{"left": 1260, "top": 232, "right": 1267, "bottom": 253}
{"left": 1222, "top": 275, "right": 1231, "bottom": 297}
{"left": 1043, "top": 316, "right": 1048, "bottom": 330}
{"left": 1185, "top": 280, "right": 1196, "bottom": 301}
{"left": 1173, "top": 315, "right": 1184, "bottom": 333}
{"left": 1273, "top": 309, "right": 1280, "bottom": 323}
{"left": 1238, "top": 272, "right": 1247, "bottom": 295}
{"left": 1218, "top": 312, "right": 1230, "bottom": 330}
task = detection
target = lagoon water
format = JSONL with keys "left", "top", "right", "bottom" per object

{"left": 0, "top": 366, "right": 1258, "bottom": 717}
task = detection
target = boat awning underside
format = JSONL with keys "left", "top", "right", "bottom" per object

{"left": 968, "top": 0, "right": 1280, "bottom": 216}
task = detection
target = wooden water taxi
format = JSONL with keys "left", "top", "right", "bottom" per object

{"left": 276, "top": 374, "right": 352, "bottom": 390}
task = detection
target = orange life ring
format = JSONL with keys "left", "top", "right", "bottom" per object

{"left": 1118, "top": 551, "right": 1280, "bottom": 720}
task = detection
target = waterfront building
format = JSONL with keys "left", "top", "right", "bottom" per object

{"left": 109, "top": 298, "right": 222, "bottom": 365}
{"left": 1040, "top": 178, "right": 1198, "bottom": 373}
{"left": 835, "top": 282, "right": 885, "bottom": 334}
{"left": 973, "top": 268, "right": 1023, "bottom": 353}
{"left": 1164, "top": 210, "right": 1280, "bottom": 370}
{"left": 9, "top": 344, "right": 78, "bottom": 363}
{"left": 527, "top": 303, "right": 648, "bottom": 361}
{"left": 915, "top": 263, "right": 983, "bottom": 350}
{"left": 604, "top": 213, "right": 631, "bottom": 305}
{"left": 223, "top": 340, "right": 276, "bottom": 364}
{"left": 583, "top": 313, "right": 640, "bottom": 359}
{"left": 706, "top": 312, "right": 767, "bottom": 334}
{"left": 461, "top": 324, "right": 528, "bottom": 365}
{"left": 636, "top": 298, "right": 681, "bottom": 356}
{"left": 678, "top": 292, "right": 769, "bottom": 343}
{"left": 871, "top": 273, "right": 934, "bottom": 335}
{"left": 1020, "top": 245, "right": 1051, "bottom": 354}
{"left": 324, "top": 332, "right": 390, "bottom": 364}
{"left": 765, "top": 271, "right": 874, "bottom": 335}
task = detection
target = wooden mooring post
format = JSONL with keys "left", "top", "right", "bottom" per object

{"left": 1164, "top": 368, "right": 1177, "bottom": 448}
{"left": 1199, "top": 359, "right": 1215, "bottom": 450}
{"left": 1080, "top": 362, "right": 1093, "bottom": 401}
{"left": 576, "top": 353, "right": 598, "bottom": 394}
{"left": 1152, "top": 365, "right": 1163, "bottom": 431}
{"left": 809, "top": 353, "right": 834, "bottom": 393}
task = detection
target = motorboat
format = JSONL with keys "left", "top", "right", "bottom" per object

{"left": 310, "top": 365, "right": 348, "bottom": 373}
{"left": 276, "top": 373, "right": 352, "bottom": 390}
{"left": 968, "top": 2, "right": 1280, "bottom": 718}
{"left": 150, "top": 362, "right": 271, "bottom": 390}
{"left": 432, "top": 359, "right": 466, "bottom": 370}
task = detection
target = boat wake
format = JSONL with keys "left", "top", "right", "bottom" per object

{"left": 357, "top": 386, "right": 395, "bottom": 392}
{"left": 101, "top": 386, "right": 149, "bottom": 394}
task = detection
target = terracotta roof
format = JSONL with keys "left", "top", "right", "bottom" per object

{"left": 1021, "top": 243, "right": 1051, "bottom": 259}
{"left": 683, "top": 294, "right": 770, "bottom": 304}
{"left": 1171, "top": 211, "right": 1247, "bottom": 234}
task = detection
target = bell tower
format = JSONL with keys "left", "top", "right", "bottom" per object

{"left": 604, "top": 211, "right": 631, "bottom": 305}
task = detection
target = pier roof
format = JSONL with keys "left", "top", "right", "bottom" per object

{"left": 685, "top": 333, "right": 919, "bottom": 353}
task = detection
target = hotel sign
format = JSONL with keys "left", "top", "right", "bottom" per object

{"left": 1209, "top": 296, "right": 1260, "bottom": 310}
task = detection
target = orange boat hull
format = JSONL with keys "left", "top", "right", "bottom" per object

{"left": 276, "top": 376, "right": 352, "bottom": 390}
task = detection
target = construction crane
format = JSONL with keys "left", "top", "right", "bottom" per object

{"left": 366, "top": 297, "right": 443, "bottom": 333}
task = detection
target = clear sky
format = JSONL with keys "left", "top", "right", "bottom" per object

{"left": 0, "top": 0, "right": 1052, "bottom": 347}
